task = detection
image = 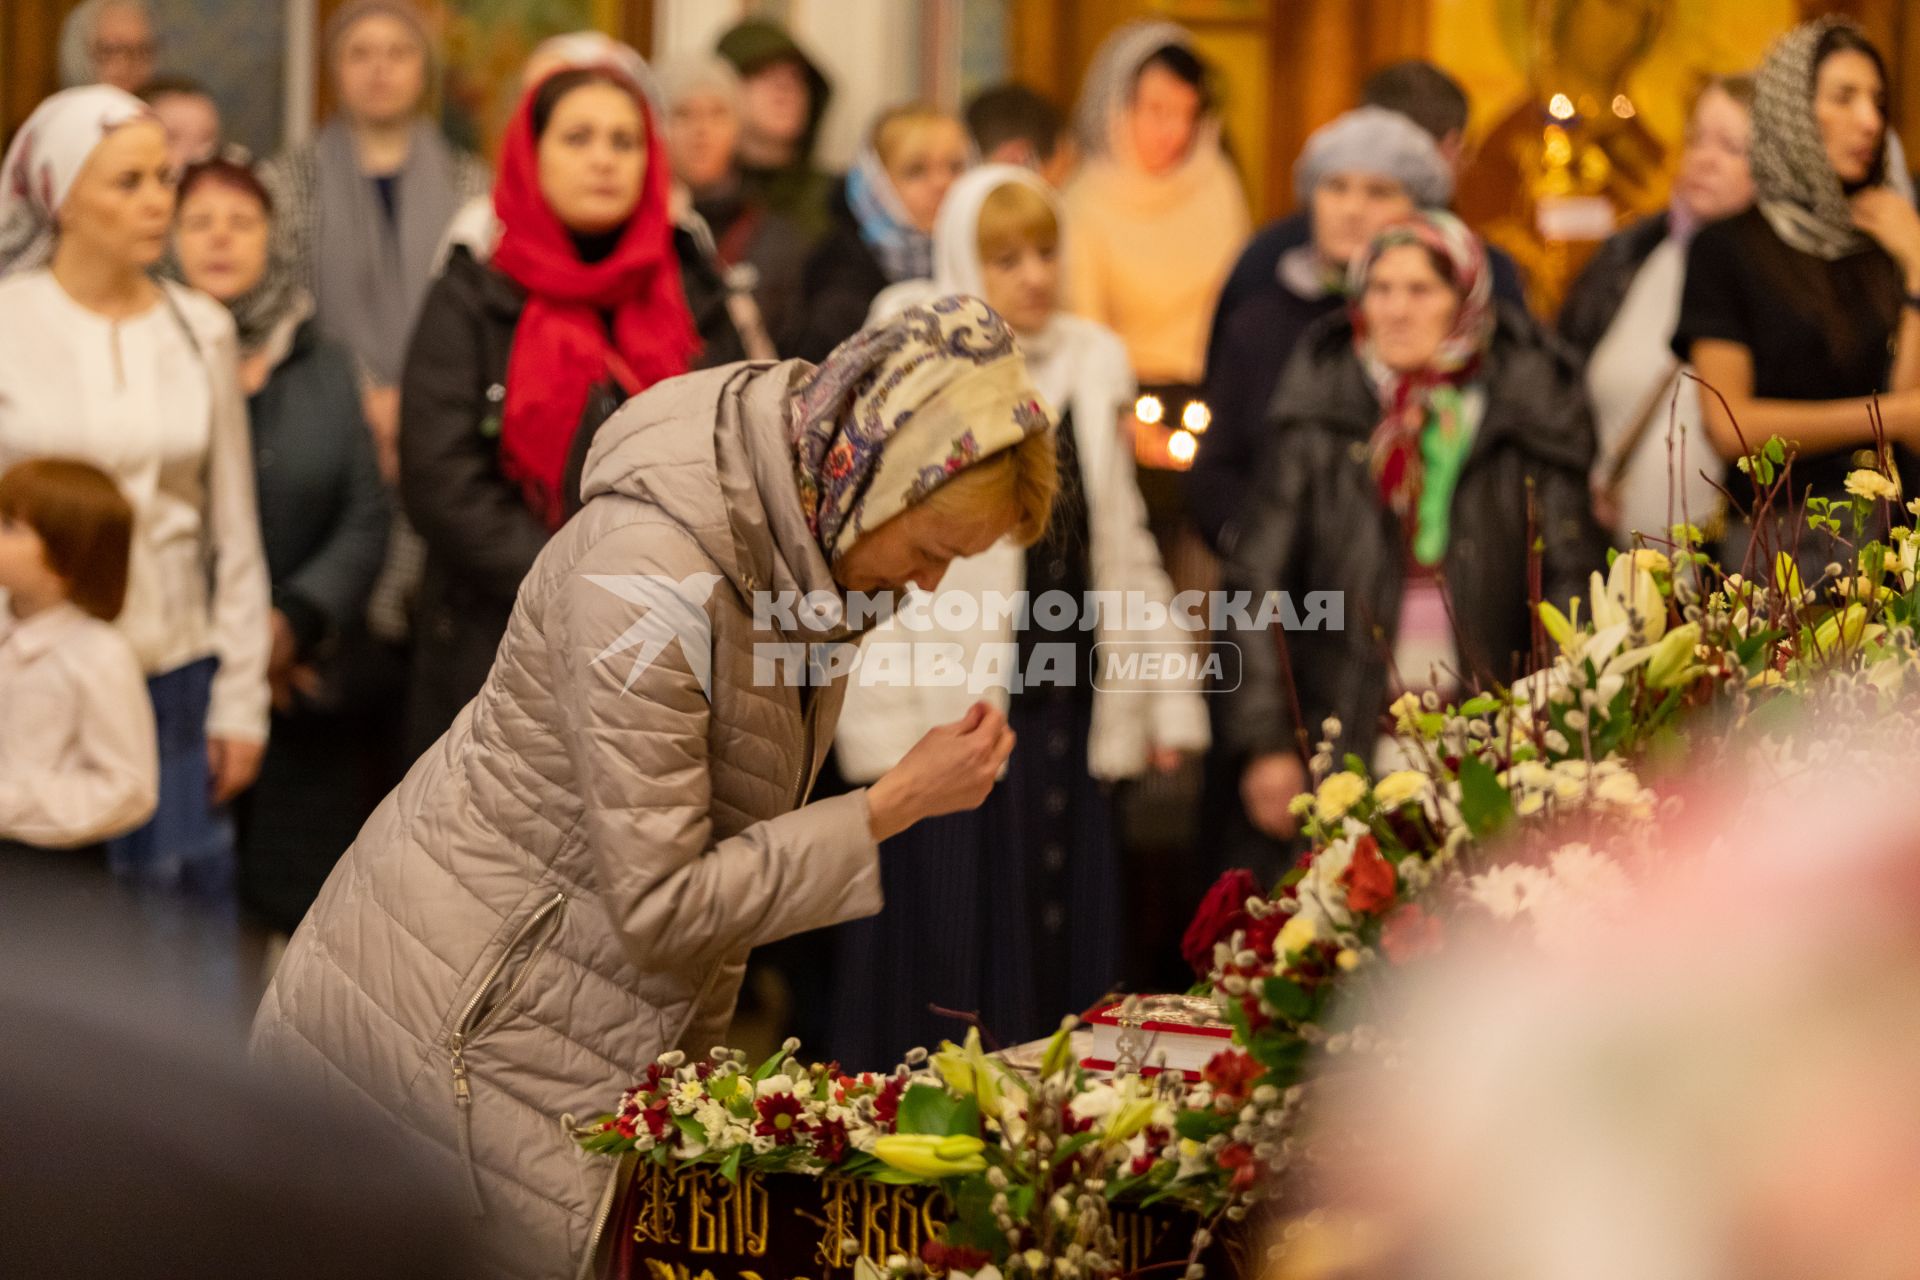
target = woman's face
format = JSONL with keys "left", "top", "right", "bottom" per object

{"left": 979, "top": 233, "right": 1059, "bottom": 337}
{"left": 1312, "top": 171, "right": 1416, "bottom": 270}
{"left": 666, "top": 88, "right": 739, "bottom": 194}
{"left": 1674, "top": 85, "right": 1753, "bottom": 224}
{"left": 1814, "top": 48, "right": 1884, "bottom": 185}
{"left": 1128, "top": 62, "right": 1202, "bottom": 176}
{"left": 174, "top": 181, "right": 269, "bottom": 302}
{"left": 1361, "top": 242, "right": 1461, "bottom": 374}
{"left": 150, "top": 91, "right": 221, "bottom": 171}
{"left": 89, "top": 2, "right": 156, "bottom": 93}
{"left": 59, "top": 120, "right": 175, "bottom": 272}
{"left": 334, "top": 13, "right": 427, "bottom": 129}
{"left": 538, "top": 81, "right": 647, "bottom": 237}
{"left": 887, "top": 120, "right": 970, "bottom": 233}
{"left": 740, "top": 59, "right": 812, "bottom": 149}
{"left": 835, "top": 500, "right": 1011, "bottom": 595}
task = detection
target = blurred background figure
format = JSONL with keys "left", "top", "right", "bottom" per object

{"left": 170, "top": 158, "right": 391, "bottom": 941}
{"left": 1218, "top": 212, "right": 1603, "bottom": 878}
{"left": 1675, "top": 18, "right": 1920, "bottom": 581}
{"left": 1191, "top": 105, "right": 1455, "bottom": 557}
{"left": 0, "top": 458, "right": 155, "bottom": 856}
{"left": 832, "top": 165, "right": 1209, "bottom": 1066}
{"left": 1560, "top": 75, "right": 1755, "bottom": 548}
{"left": 716, "top": 18, "right": 837, "bottom": 246}
{"left": 659, "top": 54, "right": 808, "bottom": 352}
{"left": 1063, "top": 21, "right": 1248, "bottom": 400}
{"left": 0, "top": 86, "right": 270, "bottom": 897}
{"left": 965, "top": 82, "right": 1076, "bottom": 190}
{"left": 1294, "top": 760, "right": 1920, "bottom": 1280}
{"left": 398, "top": 64, "right": 722, "bottom": 755}
{"left": 140, "top": 75, "right": 226, "bottom": 170}
{"left": 1, "top": 850, "right": 478, "bottom": 1280}
{"left": 57, "top": 0, "right": 156, "bottom": 93}
{"left": 791, "top": 102, "right": 970, "bottom": 362}
{"left": 259, "top": 0, "right": 490, "bottom": 487}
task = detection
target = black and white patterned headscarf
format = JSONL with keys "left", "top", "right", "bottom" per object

{"left": 1750, "top": 17, "right": 1886, "bottom": 261}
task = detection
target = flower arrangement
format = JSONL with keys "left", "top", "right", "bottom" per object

{"left": 582, "top": 438, "right": 1920, "bottom": 1278}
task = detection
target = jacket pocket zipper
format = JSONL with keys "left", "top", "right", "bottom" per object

{"left": 446, "top": 890, "right": 568, "bottom": 1213}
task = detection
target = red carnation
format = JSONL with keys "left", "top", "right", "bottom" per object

{"left": 754, "top": 1092, "right": 810, "bottom": 1145}
{"left": 872, "top": 1076, "right": 906, "bottom": 1129}
{"left": 813, "top": 1116, "right": 850, "bottom": 1164}
{"left": 1218, "top": 1141, "right": 1260, "bottom": 1192}
{"left": 1182, "top": 868, "right": 1262, "bottom": 978}
{"left": 641, "top": 1100, "right": 673, "bottom": 1140}
{"left": 1380, "top": 904, "right": 1444, "bottom": 964}
{"left": 923, "top": 1240, "right": 994, "bottom": 1273}
{"left": 1341, "top": 835, "right": 1398, "bottom": 915}
{"left": 1202, "top": 1048, "right": 1264, "bottom": 1100}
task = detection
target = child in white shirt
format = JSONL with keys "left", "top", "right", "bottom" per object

{"left": 0, "top": 458, "right": 157, "bottom": 850}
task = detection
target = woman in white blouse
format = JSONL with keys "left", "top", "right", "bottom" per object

{"left": 0, "top": 87, "right": 270, "bottom": 893}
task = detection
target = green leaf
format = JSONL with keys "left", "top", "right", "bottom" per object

{"left": 671, "top": 1114, "right": 708, "bottom": 1146}
{"left": 1175, "top": 1109, "right": 1233, "bottom": 1141}
{"left": 719, "top": 1146, "right": 743, "bottom": 1183}
{"left": 1261, "top": 976, "right": 1315, "bottom": 1022}
{"left": 1052, "top": 1131, "right": 1100, "bottom": 1164}
{"left": 1456, "top": 754, "right": 1514, "bottom": 838}
{"left": 1246, "top": 1029, "right": 1309, "bottom": 1083}
{"left": 1457, "top": 693, "right": 1500, "bottom": 716}
{"left": 895, "top": 1082, "right": 980, "bottom": 1137}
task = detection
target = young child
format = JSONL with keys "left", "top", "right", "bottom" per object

{"left": 0, "top": 458, "right": 156, "bottom": 852}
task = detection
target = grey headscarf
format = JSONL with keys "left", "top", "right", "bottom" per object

{"left": 1750, "top": 17, "right": 1892, "bottom": 261}
{"left": 58, "top": 0, "right": 153, "bottom": 88}
{"left": 313, "top": 0, "right": 466, "bottom": 385}
{"left": 1293, "top": 106, "right": 1454, "bottom": 209}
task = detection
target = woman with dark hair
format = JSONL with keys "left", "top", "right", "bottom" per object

{"left": 398, "top": 64, "right": 738, "bottom": 755}
{"left": 1674, "top": 18, "right": 1920, "bottom": 577}
{"left": 1559, "top": 75, "right": 1755, "bottom": 547}
{"left": 1217, "top": 213, "right": 1604, "bottom": 876}
{"left": 171, "top": 159, "right": 391, "bottom": 933}
{"left": 1062, "top": 21, "right": 1248, "bottom": 394}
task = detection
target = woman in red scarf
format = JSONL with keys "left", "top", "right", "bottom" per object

{"left": 399, "top": 63, "right": 733, "bottom": 755}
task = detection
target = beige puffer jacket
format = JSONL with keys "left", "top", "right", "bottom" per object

{"left": 251, "top": 361, "right": 883, "bottom": 1279}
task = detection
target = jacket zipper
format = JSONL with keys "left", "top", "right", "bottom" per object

{"left": 445, "top": 890, "right": 568, "bottom": 1213}
{"left": 792, "top": 686, "right": 824, "bottom": 806}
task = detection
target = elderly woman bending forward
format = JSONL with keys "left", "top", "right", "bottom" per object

{"left": 251, "top": 297, "right": 1056, "bottom": 1278}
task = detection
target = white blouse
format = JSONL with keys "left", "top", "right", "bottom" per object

{"left": 0, "top": 270, "right": 270, "bottom": 743}
{"left": 0, "top": 602, "right": 157, "bottom": 847}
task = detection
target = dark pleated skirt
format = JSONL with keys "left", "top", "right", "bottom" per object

{"left": 827, "top": 693, "right": 1121, "bottom": 1070}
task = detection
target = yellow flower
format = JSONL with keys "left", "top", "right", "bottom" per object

{"left": 1277, "top": 913, "right": 1318, "bottom": 956}
{"left": 1372, "top": 770, "right": 1429, "bottom": 810}
{"left": 930, "top": 1027, "right": 1011, "bottom": 1117}
{"left": 1314, "top": 771, "right": 1368, "bottom": 823}
{"left": 872, "top": 1133, "right": 986, "bottom": 1179}
{"left": 1846, "top": 468, "right": 1899, "bottom": 502}
{"left": 1389, "top": 691, "right": 1423, "bottom": 732}
{"left": 1537, "top": 600, "right": 1575, "bottom": 653}
{"left": 1645, "top": 622, "right": 1703, "bottom": 689}
{"left": 1624, "top": 548, "right": 1670, "bottom": 575}
{"left": 1335, "top": 948, "right": 1361, "bottom": 971}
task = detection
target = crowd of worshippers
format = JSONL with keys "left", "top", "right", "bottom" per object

{"left": 3, "top": 0, "right": 1918, "bottom": 1064}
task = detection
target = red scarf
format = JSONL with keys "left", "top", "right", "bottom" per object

{"left": 490, "top": 71, "right": 699, "bottom": 529}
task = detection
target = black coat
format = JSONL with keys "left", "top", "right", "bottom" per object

{"left": 1556, "top": 212, "right": 1669, "bottom": 363}
{"left": 1212, "top": 306, "right": 1607, "bottom": 870}
{"left": 786, "top": 180, "right": 890, "bottom": 365}
{"left": 1188, "top": 211, "right": 1533, "bottom": 556}
{"left": 397, "top": 238, "right": 744, "bottom": 756}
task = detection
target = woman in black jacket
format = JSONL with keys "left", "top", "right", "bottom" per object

{"left": 399, "top": 63, "right": 741, "bottom": 756}
{"left": 171, "top": 159, "right": 393, "bottom": 931}
{"left": 1215, "top": 212, "right": 1605, "bottom": 877}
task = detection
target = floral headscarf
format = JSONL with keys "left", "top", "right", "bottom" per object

{"left": 1347, "top": 211, "right": 1494, "bottom": 556}
{"left": 790, "top": 295, "right": 1052, "bottom": 564}
{"left": 0, "top": 85, "right": 152, "bottom": 279}
{"left": 1750, "top": 17, "right": 1886, "bottom": 262}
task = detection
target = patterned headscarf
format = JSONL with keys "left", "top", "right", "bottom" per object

{"left": 1750, "top": 17, "right": 1885, "bottom": 261}
{"left": 1347, "top": 211, "right": 1494, "bottom": 534}
{"left": 0, "top": 85, "right": 153, "bottom": 279}
{"left": 845, "top": 143, "right": 936, "bottom": 284}
{"left": 790, "top": 295, "right": 1052, "bottom": 564}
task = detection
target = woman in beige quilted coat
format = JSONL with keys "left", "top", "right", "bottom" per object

{"left": 250, "top": 297, "right": 1057, "bottom": 1279}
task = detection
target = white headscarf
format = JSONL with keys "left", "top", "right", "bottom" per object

{"left": 0, "top": 85, "right": 154, "bottom": 279}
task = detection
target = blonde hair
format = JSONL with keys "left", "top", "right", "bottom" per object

{"left": 920, "top": 429, "right": 1058, "bottom": 548}
{"left": 871, "top": 103, "right": 964, "bottom": 171}
{"left": 975, "top": 180, "right": 1059, "bottom": 263}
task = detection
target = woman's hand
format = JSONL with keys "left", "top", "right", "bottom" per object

{"left": 1148, "top": 745, "right": 1186, "bottom": 774}
{"left": 362, "top": 384, "right": 402, "bottom": 485}
{"left": 208, "top": 736, "right": 265, "bottom": 805}
{"left": 1241, "top": 751, "right": 1307, "bottom": 839}
{"left": 866, "top": 701, "right": 1017, "bottom": 841}
{"left": 1852, "top": 189, "right": 1920, "bottom": 289}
